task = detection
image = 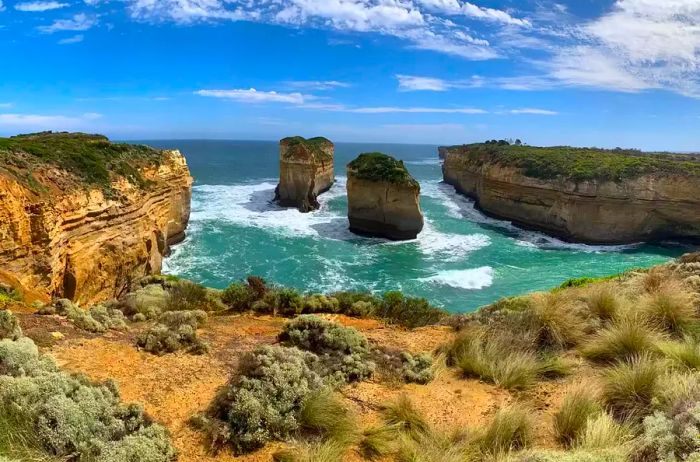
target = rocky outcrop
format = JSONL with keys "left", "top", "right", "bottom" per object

{"left": 275, "top": 136, "right": 334, "bottom": 212}
{"left": 0, "top": 133, "right": 192, "bottom": 305}
{"left": 442, "top": 144, "right": 700, "bottom": 244}
{"left": 347, "top": 153, "right": 423, "bottom": 240}
{"left": 438, "top": 146, "right": 449, "bottom": 160}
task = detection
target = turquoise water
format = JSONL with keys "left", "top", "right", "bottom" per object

{"left": 143, "top": 140, "right": 689, "bottom": 313}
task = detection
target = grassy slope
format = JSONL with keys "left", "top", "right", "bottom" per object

{"left": 0, "top": 131, "right": 165, "bottom": 190}
{"left": 347, "top": 152, "right": 420, "bottom": 188}
{"left": 445, "top": 143, "right": 700, "bottom": 182}
{"left": 280, "top": 136, "right": 334, "bottom": 163}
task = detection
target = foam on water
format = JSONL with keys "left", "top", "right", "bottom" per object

{"left": 420, "top": 267, "right": 495, "bottom": 290}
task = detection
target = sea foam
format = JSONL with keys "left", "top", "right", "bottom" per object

{"left": 420, "top": 267, "right": 495, "bottom": 290}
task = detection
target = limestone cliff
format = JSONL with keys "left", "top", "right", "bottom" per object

{"left": 0, "top": 132, "right": 192, "bottom": 305}
{"left": 275, "top": 136, "right": 334, "bottom": 212}
{"left": 442, "top": 143, "right": 700, "bottom": 244}
{"left": 347, "top": 153, "right": 423, "bottom": 240}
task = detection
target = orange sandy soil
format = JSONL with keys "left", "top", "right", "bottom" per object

{"left": 36, "top": 313, "right": 569, "bottom": 461}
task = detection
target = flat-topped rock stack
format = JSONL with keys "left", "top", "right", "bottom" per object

{"left": 274, "top": 136, "right": 334, "bottom": 212}
{"left": 346, "top": 152, "right": 424, "bottom": 240}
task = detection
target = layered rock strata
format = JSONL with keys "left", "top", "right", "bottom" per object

{"left": 0, "top": 133, "right": 192, "bottom": 305}
{"left": 441, "top": 144, "right": 700, "bottom": 244}
{"left": 275, "top": 136, "right": 334, "bottom": 212}
{"left": 347, "top": 152, "right": 423, "bottom": 240}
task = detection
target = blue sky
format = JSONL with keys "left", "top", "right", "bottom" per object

{"left": 1, "top": 0, "right": 699, "bottom": 149}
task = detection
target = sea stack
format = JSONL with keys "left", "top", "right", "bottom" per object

{"left": 347, "top": 152, "right": 424, "bottom": 240}
{"left": 274, "top": 136, "right": 334, "bottom": 212}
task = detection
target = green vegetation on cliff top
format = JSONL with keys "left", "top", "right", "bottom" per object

{"left": 347, "top": 152, "right": 419, "bottom": 188}
{"left": 0, "top": 131, "right": 165, "bottom": 190}
{"left": 446, "top": 143, "right": 700, "bottom": 182}
{"left": 280, "top": 136, "right": 334, "bottom": 162}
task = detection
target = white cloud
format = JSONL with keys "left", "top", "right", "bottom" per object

{"left": 128, "top": 0, "right": 258, "bottom": 23}
{"left": 0, "top": 1, "right": 6, "bottom": 11}
{"left": 417, "top": 0, "right": 530, "bottom": 26}
{"left": 0, "top": 112, "right": 103, "bottom": 130}
{"left": 38, "top": 13, "right": 97, "bottom": 33}
{"left": 509, "top": 108, "right": 558, "bottom": 115}
{"left": 15, "top": 1, "right": 68, "bottom": 12}
{"left": 344, "top": 106, "right": 486, "bottom": 114}
{"left": 58, "top": 34, "right": 85, "bottom": 44}
{"left": 547, "top": 0, "right": 700, "bottom": 96}
{"left": 195, "top": 88, "right": 309, "bottom": 104}
{"left": 285, "top": 80, "right": 351, "bottom": 90}
{"left": 396, "top": 75, "right": 452, "bottom": 91}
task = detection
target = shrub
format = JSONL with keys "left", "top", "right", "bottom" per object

{"left": 38, "top": 299, "right": 125, "bottom": 333}
{"left": 251, "top": 288, "right": 304, "bottom": 316}
{"left": 582, "top": 317, "right": 660, "bottom": 364}
{"left": 0, "top": 336, "right": 176, "bottom": 461}
{"left": 642, "top": 268, "right": 668, "bottom": 293}
{"left": 120, "top": 285, "right": 169, "bottom": 320}
{"left": 514, "top": 448, "right": 628, "bottom": 462}
{"left": 221, "top": 282, "right": 254, "bottom": 312}
{"left": 332, "top": 291, "right": 379, "bottom": 317}
{"left": 602, "top": 355, "right": 661, "bottom": 422}
{"left": 398, "top": 352, "right": 434, "bottom": 384}
{"left": 376, "top": 292, "right": 447, "bottom": 328}
{"left": 641, "top": 285, "right": 697, "bottom": 336}
{"left": 279, "top": 315, "right": 374, "bottom": 383}
{"left": 479, "top": 404, "right": 534, "bottom": 456}
{"left": 136, "top": 310, "right": 208, "bottom": 355}
{"left": 554, "top": 384, "right": 602, "bottom": 447}
{"left": 632, "top": 401, "right": 700, "bottom": 462}
{"left": 206, "top": 345, "right": 324, "bottom": 454}
{"left": 299, "top": 389, "right": 357, "bottom": 444}
{"left": 584, "top": 285, "right": 622, "bottom": 322}
{"left": 0, "top": 310, "right": 22, "bottom": 341}
{"left": 164, "top": 280, "right": 209, "bottom": 312}
{"left": 0, "top": 286, "right": 21, "bottom": 308}
{"left": 301, "top": 294, "right": 340, "bottom": 314}
{"left": 89, "top": 303, "right": 128, "bottom": 330}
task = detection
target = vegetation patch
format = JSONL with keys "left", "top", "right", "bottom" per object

{"left": 0, "top": 310, "right": 176, "bottom": 461}
{"left": 347, "top": 152, "right": 420, "bottom": 188}
{"left": 0, "top": 132, "right": 165, "bottom": 190}
{"left": 136, "top": 310, "right": 209, "bottom": 355}
{"left": 38, "top": 299, "right": 127, "bottom": 333}
{"left": 445, "top": 142, "right": 700, "bottom": 182}
{"left": 280, "top": 136, "right": 333, "bottom": 163}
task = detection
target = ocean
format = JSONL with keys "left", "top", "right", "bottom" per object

{"left": 141, "top": 140, "right": 687, "bottom": 313}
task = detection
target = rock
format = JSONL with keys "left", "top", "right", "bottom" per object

{"left": 346, "top": 153, "right": 424, "bottom": 240}
{"left": 0, "top": 133, "right": 192, "bottom": 305}
{"left": 441, "top": 144, "right": 700, "bottom": 244}
{"left": 274, "top": 136, "right": 334, "bottom": 212}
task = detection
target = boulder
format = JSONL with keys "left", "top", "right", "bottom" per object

{"left": 346, "top": 153, "right": 423, "bottom": 240}
{"left": 274, "top": 136, "right": 334, "bottom": 212}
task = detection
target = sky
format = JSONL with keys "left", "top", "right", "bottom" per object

{"left": 1, "top": 0, "right": 700, "bottom": 149}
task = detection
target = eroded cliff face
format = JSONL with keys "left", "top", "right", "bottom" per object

{"left": 275, "top": 137, "right": 334, "bottom": 212}
{"left": 442, "top": 147, "right": 700, "bottom": 244}
{"left": 346, "top": 154, "right": 423, "bottom": 240}
{"left": 0, "top": 149, "right": 192, "bottom": 305}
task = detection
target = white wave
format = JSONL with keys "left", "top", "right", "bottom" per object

{"left": 419, "top": 267, "right": 494, "bottom": 290}
{"left": 405, "top": 158, "right": 442, "bottom": 166}
{"left": 188, "top": 178, "right": 490, "bottom": 259}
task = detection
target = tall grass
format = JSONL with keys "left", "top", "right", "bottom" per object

{"left": 528, "top": 292, "right": 586, "bottom": 350}
{"left": 659, "top": 337, "right": 700, "bottom": 370}
{"left": 479, "top": 404, "right": 534, "bottom": 457}
{"left": 602, "top": 355, "right": 661, "bottom": 422}
{"left": 0, "top": 412, "right": 55, "bottom": 462}
{"left": 582, "top": 316, "right": 660, "bottom": 364}
{"left": 554, "top": 384, "right": 602, "bottom": 447}
{"left": 299, "top": 389, "right": 357, "bottom": 444}
{"left": 448, "top": 330, "right": 566, "bottom": 390}
{"left": 380, "top": 394, "right": 430, "bottom": 438}
{"left": 584, "top": 285, "right": 621, "bottom": 322}
{"left": 576, "top": 413, "right": 630, "bottom": 450}
{"left": 359, "top": 426, "right": 397, "bottom": 460}
{"left": 640, "top": 284, "right": 697, "bottom": 336}
{"left": 273, "top": 441, "right": 348, "bottom": 462}
{"left": 395, "top": 429, "right": 479, "bottom": 462}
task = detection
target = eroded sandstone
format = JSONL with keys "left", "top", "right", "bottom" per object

{"left": 441, "top": 144, "right": 700, "bottom": 244}
{"left": 0, "top": 133, "right": 192, "bottom": 304}
{"left": 347, "top": 152, "right": 423, "bottom": 240}
{"left": 274, "top": 136, "right": 334, "bottom": 212}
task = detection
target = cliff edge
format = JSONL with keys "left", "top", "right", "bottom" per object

{"left": 442, "top": 143, "right": 700, "bottom": 244}
{"left": 347, "top": 152, "right": 423, "bottom": 240}
{"left": 0, "top": 132, "right": 192, "bottom": 305}
{"left": 275, "top": 136, "right": 334, "bottom": 212}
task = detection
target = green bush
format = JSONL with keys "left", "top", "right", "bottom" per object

{"left": 347, "top": 152, "right": 419, "bottom": 187}
{"left": 120, "top": 285, "right": 169, "bottom": 320}
{"left": 632, "top": 403, "right": 700, "bottom": 462}
{"left": 376, "top": 291, "right": 447, "bottom": 328}
{"left": 0, "top": 335, "right": 176, "bottom": 461}
{"left": 251, "top": 288, "right": 303, "bottom": 316}
{"left": 38, "top": 299, "right": 126, "bottom": 333}
{"left": 279, "top": 315, "right": 374, "bottom": 383}
{"left": 164, "top": 280, "right": 209, "bottom": 312}
{"left": 332, "top": 291, "right": 380, "bottom": 317}
{"left": 0, "top": 311, "right": 22, "bottom": 341}
{"left": 301, "top": 294, "right": 340, "bottom": 314}
{"left": 221, "top": 282, "right": 254, "bottom": 312}
{"left": 375, "top": 347, "right": 434, "bottom": 384}
{"left": 206, "top": 345, "right": 324, "bottom": 454}
{"left": 136, "top": 310, "right": 208, "bottom": 355}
